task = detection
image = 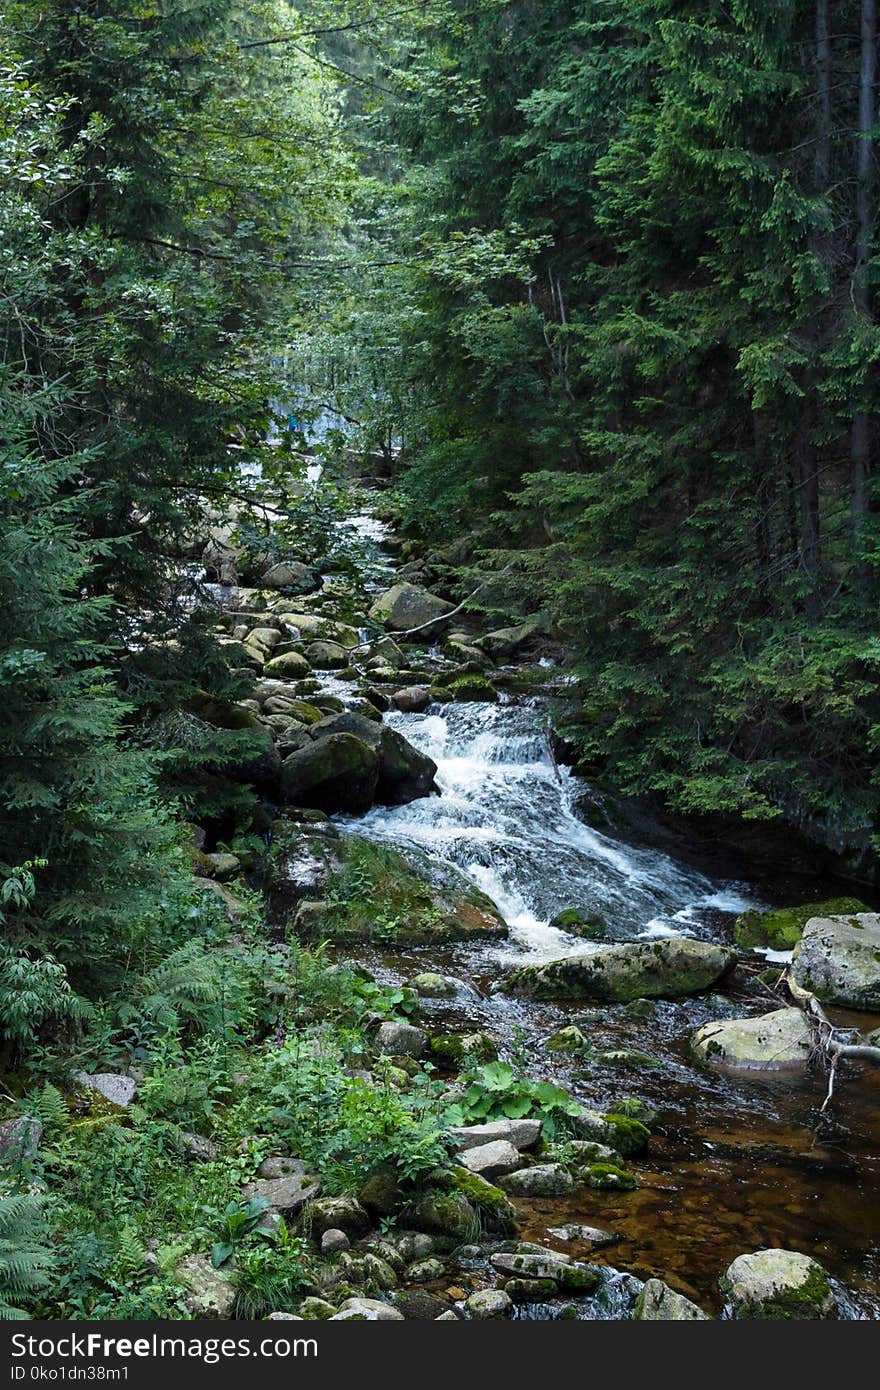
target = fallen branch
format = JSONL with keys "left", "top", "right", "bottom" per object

{"left": 785, "top": 970, "right": 880, "bottom": 1113}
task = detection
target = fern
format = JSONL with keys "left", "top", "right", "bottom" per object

{"left": 20, "top": 1083, "right": 68, "bottom": 1138}
{"left": 0, "top": 1192, "right": 55, "bottom": 1320}
{"left": 131, "top": 941, "right": 223, "bottom": 1032}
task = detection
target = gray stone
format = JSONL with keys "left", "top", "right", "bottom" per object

{"left": 635, "top": 1279, "right": 710, "bottom": 1320}
{"left": 458, "top": 1139, "right": 522, "bottom": 1179}
{"left": 466, "top": 1288, "right": 512, "bottom": 1319}
{"left": 376, "top": 1021, "right": 427, "bottom": 1058}
{"left": 547, "top": 1223, "right": 620, "bottom": 1248}
{"left": 176, "top": 1131, "right": 218, "bottom": 1162}
{"left": 369, "top": 583, "right": 455, "bottom": 634}
{"left": 321, "top": 1234, "right": 351, "bottom": 1256}
{"left": 262, "top": 561, "right": 319, "bottom": 592}
{"left": 405, "top": 1258, "right": 445, "bottom": 1283}
{"left": 497, "top": 1164, "right": 576, "bottom": 1197}
{"left": 75, "top": 1072, "right": 137, "bottom": 1107}
{"left": 304, "top": 1196, "right": 370, "bottom": 1239}
{"left": 692, "top": 1008, "right": 813, "bottom": 1070}
{"left": 175, "top": 1254, "right": 235, "bottom": 1319}
{"left": 391, "top": 686, "right": 432, "bottom": 713}
{"left": 331, "top": 1297, "right": 404, "bottom": 1321}
{"left": 720, "top": 1248, "right": 836, "bottom": 1319}
{"left": 792, "top": 913, "right": 880, "bottom": 1012}
{"left": 243, "top": 1167, "right": 322, "bottom": 1218}
{"left": 505, "top": 938, "right": 735, "bottom": 1003}
{"left": 0, "top": 1116, "right": 42, "bottom": 1167}
{"left": 396, "top": 1232, "right": 436, "bottom": 1263}
{"left": 448, "top": 1119, "right": 542, "bottom": 1153}
{"left": 412, "top": 971, "right": 458, "bottom": 998}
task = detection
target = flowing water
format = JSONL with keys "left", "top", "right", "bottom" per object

{"left": 344, "top": 698, "right": 880, "bottom": 1316}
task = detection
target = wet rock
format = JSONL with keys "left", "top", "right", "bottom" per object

{"left": 550, "top": 908, "right": 607, "bottom": 940}
{"left": 545, "top": 1025, "right": 589, "bottom": 1053}
{"left": 720, "top": 1249, "right": 836, "bottom": 1319}
{"left": 491, "top": 1247, "right": 600, "bottom": 1293}
{"left": 692, "top": 1007, "right": 813, "bottom": 1070}
{"left": 735, "top": 897, "right": 868, "bottom": 951}
{"left": 448, "top": 1169, "right": 517, "bottom": 1234}
{"left": 396, "top": 1289, "right": 451, "bottom": 1319}
{"left": 391, "top": 686, "right": 432, "bottom": 712}
{"left": 331, "top": 1297, "right": 403, "bottom": 1321}
{"left": 281, "top": 733, "right": 379, "bottom": 813}
{"left": 369, "top": 583, "right": 455, "bottom": 634}
{"left": 75, "top": 1072, "right": 137, "bottom": 1108}
{"left": 449, "top": 1119, "right": 542, "bottom": 1153}
{"left": 0, "top": 1117, "right": 42, "bottom": 1168}
{"left": 396, "top": 1233, "right": 436, "bottom": 1263}
{"left": 547, "top": 1223, "right": 620, "bottom": 1248}
{"left": 792, "top": 913, "right": 880, "bottom": 1011}
{"left": 504, "top": 939, "right": 735, "bottom": 1003}
{"left": 467, "top": 1288, "right": 512, "bottom": 1319}
{"left": 478, "top": 622, "right": 542, "bottom": 659}
{"left": 402, "top": 1191, "right": 479, "bottom": 1242}
{"left": 321, "top": 1229, "right": 350, "bottom": 1255}
{"left": 585, "top": 1163, "right": 638, "bottom": 1190}
{"left": 175, "top": 1254, "right": 235, "bottom": 1319}
{"left": 377, "top": 725, "right": 438, "bottom": 805}
{"left": 458, "top": 1140, "right": 522, "bottom": 1180}
{"left": 498, "top": 1164, "right": 575, "bottom": 1197}
{"left": 376, "top": 1021, "right": 427, "bottom": 1058}
{"left": 572, "top": 1108, "right": 650, "bottom": 1158}
{"left": 412, "top": 971, "right": 458, "bottom": 998}
{"left": 635, "top": 1279, "right": 711, "bottom": 1320}
{"left": 405, "top": 1258, "right": 445, "bottom": 1283}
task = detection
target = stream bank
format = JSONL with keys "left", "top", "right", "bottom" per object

{"left": 194, "top": 474, "right": 880, "bottom": 1319}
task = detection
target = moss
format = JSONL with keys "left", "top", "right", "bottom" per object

{"left": 430, "top": 674, "right": 498, "bottom": 703}
{"left": 585, "top": 1162, "right": 638, "bottom": 1191}
{"left": 429, "top": 1032, "right": 498, "bottom": 1065}
{"left": 727, "top": 1265, "right": 833, "bottom": 1320}
{"left": 606, "top": 1097, "right": 657, "bottom": 1125}
{"left": 545, "top": 1025, "right": 589, "bottom": 1053}
{"left": 504, "top": 1278, "right": 559, "bottom": 1301}
{"left": 448, "top": 1167, "right": 516, "bottom": 1234}
{"left": 602, "top": 1113, "right": 650, "bottom": 1157}
{"left": 550, "top": 909, "right": 606, "bottom": 939}
{"left": 734, "top": 897, "right": 868, "bottom": 951}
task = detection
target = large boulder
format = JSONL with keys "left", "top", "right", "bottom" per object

{"left": 262, "top": 561, "right": 319, "bottom": 593}
{"left": 0, "top": 1116, "right": 42, "bottom": 1168}
{"left": 308, "top": 713, "right": 438, "bottom": 807}
{"left": 634, "top": 1279, "right": 710, "bottom": 1320}
{"left": 175, "top": 1254, "right": 236, "bottom": 1319}
{"left": 281, "top": 734, "right": 379, "bottom": 813}
{"left": 497, "top": 1164, "right": 575, "bottom": 1197}
{"left": 369, "top": 583, "right": 454, "bottom": 634}
{"left": 263, "top": 651, "right": 311, "bottom": 679}
{"left": 735, "top": 898, "right": 868, "bottom": 951}
{"left": 720, "top": 1249, "right": 836, "bottom": 1320}
{"left": 792, "top": 912, "right": 880, "bottom": 1011}
{"left": 243, "top": 1160, "right": 322, "bottom": 1218}
{"left": 458, "top": 1140, "right": 522, "bottom": 1180}
{"left": 692, "top": 1008, "right": 813, "bottom": 1070}
{"left": 449, "top": 1120, "right": 542, "bottom": 1154}
{"left": 479, "top": 621, "right": 542, "bottom": 660}
{"left": 504, "top": 938, "right": 735, "bottom": 1003}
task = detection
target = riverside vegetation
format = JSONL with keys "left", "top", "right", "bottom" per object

{"left": 2, "top": 0, "right": 880, "bottom": 1325}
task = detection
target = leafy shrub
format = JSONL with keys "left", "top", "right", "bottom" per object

{"left": 444, "top": 1061, "right": 581, "bottom": 1138}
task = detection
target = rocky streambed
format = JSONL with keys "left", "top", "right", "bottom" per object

{"left": 183, "top": 477, "right": 880, "bottom": 1321}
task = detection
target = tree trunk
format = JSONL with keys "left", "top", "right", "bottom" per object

{"left": 852, "top": 0, "right": 876, "bottom": 556}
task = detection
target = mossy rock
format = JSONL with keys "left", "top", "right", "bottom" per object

{"left": 448, "top": 1167, "right": 517, "bottom": 1234}
{"left": 601, "top": 1113, "right": 650, "bottom": 1157}
{"left": 585, "top": 1162, "right": 638, "bottom": 1190}
{"left": 504, "top": 939, "right": 735, "bottom": 1003}
{"left": 720, "top": 1249, "right": 836, "bottom": 1320}
{"left": 545, "top": 1025, "right": 589, "bottom": 1053}
{"left": 606, "top": 1097, "right": 658, "bottom": 1127}
{"left": 430, "top": 674, "right": 498, "bottom": 704}
{"left": 402, "top": 1190, "right": 480, "bottom": 1243}
{"left": 429, "top": 1032, "right": 498, "bottom": 1066}
{"left": 550, "top": 909, "right": 607, "bottom": 940}
{"left": 734, "top": 897, "right": 868, "bottom": 951}
{"left": 504, "top": 1278, "right": 559, "bottom": 1301}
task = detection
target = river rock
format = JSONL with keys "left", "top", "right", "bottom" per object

{"left": 720, "top": 1249, "right": 836, "bottom": 1319}
{"left": 458, "top": 1140, "right": 522, "bottom": 1179}
{"left": 321, "top": 1229, "right": 350, "bottom": 1255}
{"left": 547, "top": 1223, "right": 620, "bottom": 1248}
{"left": 503, "top": 939, "right": 735, "bottom": 1003}
{"left": 635, "top": 1279, "right": 710, "bottom": 1320}
{"left": 262, "top": 561, "right": 319, "bottom": 592}
{"left": 376, "top": 1021, "right": 427, "bottom": 1058}
{"left": 376, "top": 725, "right": 438, "bottom": 804}
{"left": 331, "top": 1297, "right": 403, "bottom": 1321}
{"left": 692, "top": 1008, "right": 813, "bottom": 1070}
{"left": 467, "top": 1288, "right": 512, "bottom": 1319}
{"left": 497, "top": 1163, "right": 575, "bottom": 1197}
{"left": 402, "top": 1191, "right": 478, "bottom": 1242}
{"left": 478, "top": 622, "right": 542, "bottom": 659}
{"left": 448, "top": 1120, "right": 542, "bottom": 1153}
{"left": 735, "top": 897, "right": 868, "bottom": 951}
{"left": 281, "top": 733, "right": 379, "bottom": 813}
{"left": 391, "top": 686, "right": 432, "bottom": 712}
{"left": 175, "top": 1254, "right": 235, "bottom": 1319}
{"left": 412, "top": 971, "right": 458, "bottom": 998}
{"left": 305, "top": 640, "right": 350, "bottom": 669}
{"left": 369, "top": 583, "right": 455, "bottom": 634}
{"left": 263, "top": 650, "right": 311, "bottom": 679}
{"left": 792, "top": 913, "right": 880, "bottom": 1011}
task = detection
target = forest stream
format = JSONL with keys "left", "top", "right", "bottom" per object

{"left": 257, "top": 487, "right": 880, "bottom": 1320}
